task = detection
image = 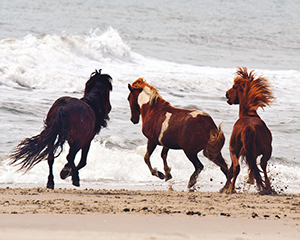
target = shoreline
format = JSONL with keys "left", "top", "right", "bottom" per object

{"left": 0, "top": 187, "right": 300, "bottom": 239}
{"left": 0, "top": 187, "right": 300, "bottom": 218}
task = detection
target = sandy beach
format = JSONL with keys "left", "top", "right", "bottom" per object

{"left": 0, "top": 187, "right": 299, "bottom": 239}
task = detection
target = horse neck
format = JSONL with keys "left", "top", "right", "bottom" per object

{"left": 140, "top": 97, "right": 170, "bottom": 119}
{"left": 81, "top": 88, "right": 108, "bottom": 132}
{"left": 82, "top": 90, "right": 102, "bottom": 111}
{"left": 238, "top": 91, "right": 259, "bottom": 118}
{"left": 238, "top": 105, "right": 257, "bottom": 117}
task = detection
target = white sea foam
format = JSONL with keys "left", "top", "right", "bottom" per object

{"left": 1, "top": 28, "right": 300, "bottom": 93}
{"left": 0, "top": 28, "right": 300, "bottom": 193}
{"left": 1, "top": 139, "right": 300, "bottom": 193}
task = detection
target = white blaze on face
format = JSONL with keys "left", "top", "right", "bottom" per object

{"left": 137, "top": 87, "right": 151, "bottom": 108}
{"left": 158, "top": 112, "right": 172, "bottom": 144}
{"left": 189, "top": 110, "right": 210, "bottom": 118}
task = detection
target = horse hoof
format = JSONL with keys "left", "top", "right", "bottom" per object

{"left": 260, "top": 188, "right": 277, "bottom": 195}
{"left": 157, "top": 171, "right": 165, "bottom": 180}
{"left": 46, "top": 182, "right": 54, "bottom": 190}
{"left": 60, "top": 165, "right": 72, "bottom": 179}
{"left": 188, "top": 177, "right": 197, "bottom": 189}
{"left": 72, "top": 180, "right": 80, "bottom": 187}
{"left": 219, "top": 185, "right": 229, "bottom": 193}
{"left": 165, "top": 173, "right": 172, "bottom": 181}
{"left": 226, "top": 189, "right": 236, "bottom": 194}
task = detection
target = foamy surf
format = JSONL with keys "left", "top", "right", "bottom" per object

{"left": 0, "top": 27, "right": 299, "bottom": 193}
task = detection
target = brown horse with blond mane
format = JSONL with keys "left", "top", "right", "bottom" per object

{"left": 128, "top": 78, "right": 229, "bottom": 190}
{"left": 225, "top": 67, "right": 275, "bottom": 194}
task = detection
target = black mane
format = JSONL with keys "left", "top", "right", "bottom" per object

{"left": 81, "top": 69, "right": 113, "bottom": 133}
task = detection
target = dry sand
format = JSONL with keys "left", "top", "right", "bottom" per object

{"left": 0, "top": 187, "right": 299, "bottom": 239}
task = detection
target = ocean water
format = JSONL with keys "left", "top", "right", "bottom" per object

{"left": 0, "top": 0, "right": 300, "bottom": 193}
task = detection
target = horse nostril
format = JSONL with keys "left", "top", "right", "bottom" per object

{"left": 226, "top": 92, "right": 229, "bottom": 99}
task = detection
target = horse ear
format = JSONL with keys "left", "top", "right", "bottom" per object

{"left": 128, "top": 83, "right": 132, "bottom": 92}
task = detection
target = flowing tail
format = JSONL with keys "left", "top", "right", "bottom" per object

{"left": 10, "top": 109, "right": 69, "bottom": 171}
{"left": 241, "top": 125, "right": 264, "bottom": 191}
{"left": 204, "top": 124, "right": 225, "bottom": 160}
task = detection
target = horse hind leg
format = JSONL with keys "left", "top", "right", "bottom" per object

{"left": 260, "top": 153, "right": 273, "bottom": 194}
{"left": 248, "top": 157, "right": 264, "bottom": 193}
{"left": 217, "top": 156, "right": 230, "bottom": 193}
{"left": 184, "top": 151, "right": 204, "bottom": 189}
{"left": 228, "top": 152, "right": 240, "bottom": 194}
{"left": 47, "top": 152, "right": 55, "bottom": 189}
{"left": 222, "top": 164, "right": 233, "bottom": 193}
{"left": 203, "top": 149, "right": 229, "bottom": 193}
{"left": 161, "top": 147, "right": 172, "bottom": 181}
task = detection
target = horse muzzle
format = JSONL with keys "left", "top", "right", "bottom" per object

{"left": 130, "top": 117, "right": 139, "bottom": 124}
{"left": 225, "top": 93, "right": 232, "bottom": 105}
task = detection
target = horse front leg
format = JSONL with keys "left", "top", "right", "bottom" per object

{"left": 60, "top": 163, "right": 72, "bottom": 180}
{"left": 64, "top": 146, "right": 80, "bottom": 187}
{"left": 144, "top": 141, "right": 165, "bottom": 180}
{"left": 161, "top": 147, "right": 172, "bottom": 181}
{"left": 60, "top": 144, "right": 90, "bottom": 181}
{"left": 47, "top": 152, "right": 55, "bottom": 189}
{"left": 76, "top": 143, "right": 91, "bottom": 171}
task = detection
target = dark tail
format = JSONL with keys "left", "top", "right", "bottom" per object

{"left": 10, "top": 109, "right": 69, "bottom": 171}
{"left": 241, "top": 125, "right": 264, "bottom": 191}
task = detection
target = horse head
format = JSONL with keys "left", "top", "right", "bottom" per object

{"left": 127, "top": 78, "right": 161, "bottom": 124}
{"left": 226, "top": 81, "right": 241, "bottom": 105}
{"left": 226, "top": 67, "right": 274, "bottom": 115}
{"left": 127, "top": 83, "right": 142, "bottom": 124}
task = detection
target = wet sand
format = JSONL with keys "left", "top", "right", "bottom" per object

{"left": 0, "top": 187, "right": 299, "bottom": 239}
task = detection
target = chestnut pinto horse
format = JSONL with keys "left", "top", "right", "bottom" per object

{"left": 10, "top": 70, "right": 113, "bottom": 189}
{"left": 225, "top": 67, "right": 275, "bottom": 194}
{"left": 128, "top": 78, "right": 228, "bottom": 190}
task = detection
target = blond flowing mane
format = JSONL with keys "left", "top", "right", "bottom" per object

{"left": 131, "top": 78, "right": 161, "bottom": 105}
{"left": 234, "top": 67, "right": 275, "bottom": 111}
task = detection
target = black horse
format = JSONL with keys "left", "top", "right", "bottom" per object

{"left": 10, "top": 70, "right": 113, "bottom": 189}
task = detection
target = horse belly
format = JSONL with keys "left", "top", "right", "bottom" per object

{"left": 179, "top": 118, "right": 213, "bottom": 152}
{"left": 159, "top": 136, "right": 181, "bottom": 149}
{"left": 159, "top": 124, "right": 209, "bottom": 151}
